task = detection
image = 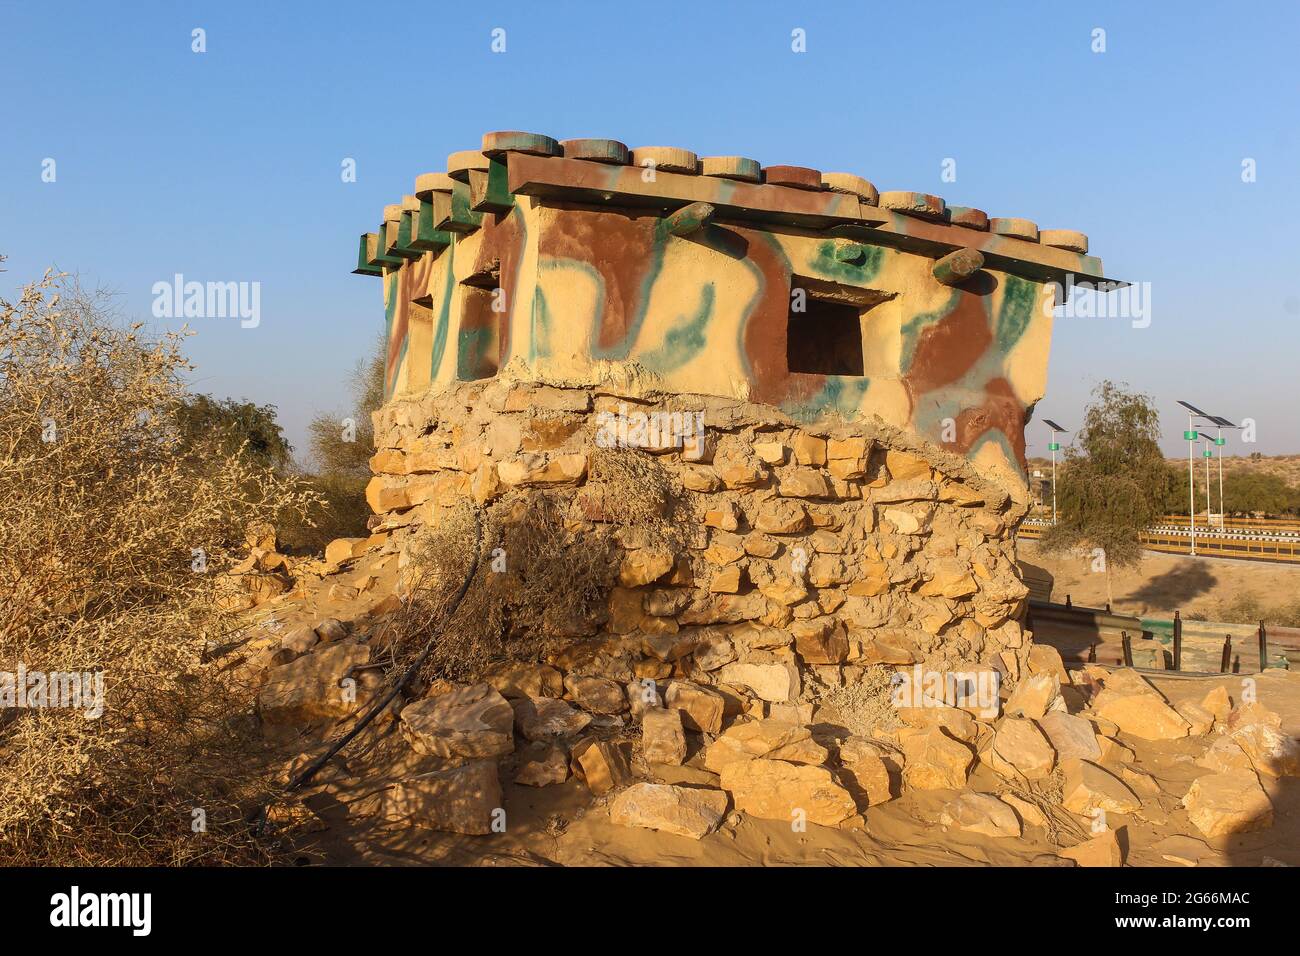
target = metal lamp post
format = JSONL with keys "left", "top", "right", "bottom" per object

{"left": 1177, "top": 401, "right": 1212, "bottom": 556}
{"left": 1206, "top": 416, "right": 1238, "bottom": 523}
{"left": 1216, "top": 429, "right": 1226, "bottom": 523}
{"left": 1198, "top": 434, "right": 1214, "bottom": 526}
{"left": 1042, "top": 419, "right": 1068, "bottom": 525}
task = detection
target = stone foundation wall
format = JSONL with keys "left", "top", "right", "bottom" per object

{"left": 365, "top": 376, "right": 1034, "bottom": 708}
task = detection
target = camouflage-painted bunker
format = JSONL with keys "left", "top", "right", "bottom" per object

{"left": 355, "top": 131, "right": 1115, "bottom": 494}
{"left": 352, "top": 131, "right": 1118, "bottom": 682}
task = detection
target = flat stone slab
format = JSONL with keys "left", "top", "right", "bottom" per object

{"left": 609, "top": 783, "right": 729, "bottom": 839}
{"left": 400, "top": 683, "right": 514, "bottom": 759}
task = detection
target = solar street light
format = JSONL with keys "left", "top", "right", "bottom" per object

{"left": 1177, "top": 401, "right": 1210, "bottom": 554}
{"left": 1042, "top": 419, "right": 1068, "bottom": 525}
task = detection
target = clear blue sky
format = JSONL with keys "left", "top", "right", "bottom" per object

{"left": 3, "top": 0, "right": 1298, "bottom": 461}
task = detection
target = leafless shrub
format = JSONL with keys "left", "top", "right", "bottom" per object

{"left": 0, "top": 268, "right": 318, "bottom": 865}
{"left": 374, "top": 446, "right": 692, "bottom": 689}
{"left": 588, "top": 445, "right": 694, "bottom": 550}
{"left": 379, "top": 494, "right": 616, "bottom": 687}
{"left": 815, "top": 665, "right": 899, "bottom": 736}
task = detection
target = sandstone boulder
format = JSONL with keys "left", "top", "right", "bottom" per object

{"left": 756, "top": 575, "right": 809, "bottom": 606}
{"left": 497, "top": 452, "right": 587, "bottom": 487}
{"left": 381, "top": 760, "right": 502, "bottom": 834}
{"left": 916, "top": 560, "right": 977, "bottom": 599}
{"left": 1182, "top": 770, "right": 1274, "bottom": 838}
{"left": 717, "top": 661, "right": 796, "bottom": 703}
{"left": 703, "top": 503, "right": 741, "bottom": 532}
{"left": 1026, "top": 644, "right": 1069, "bottom": 682}
{"left": 838, "top": 737, "right": 903, "bottom": 806}
{"left": 989, "top": 718, "right": 1056, "bottom": 781}
{"left": 1004, "top": 672, "right": 1063, "bottom": 720}
{"left": 709, "top": 566, "right": 743, "bottom": 593}
{"left": 1060, "top": 759, "right": 1141, "bottom": 816}
{"left": 1059, "top": 828, "right": 1124, "bottom": 867}
{"left": 883, "top": 508, "right": 924, "bottom": 535}
{"left": 257, "top": 642, "right": 371, "bottom": 725}
{"left": 313, "top": 618, "right": 348, "bottom": 643}
{"left": 693, "top": 632, "right": 736, "bottom": 671}
{"left": 791, "top": 433, "right": 827, "bottom": 466}
{"left": 778, "top": 468, "right": 832, "bottom": 499}
{"left": 514, "top": 741, "right": 570, "bottom": 787}
{"left": 719, "top": 759, "right": 856, "bottom": 827}
{"left": 485, "top": 661, "right": 564, "bottom": 700}
{"left": 609, "top": 783, "right": 729, "bottom": 839}
{"left": 513, "top": 696, "right": 592, "bottom": 742}
{"left": 571, "top": 739, "right": 635, "bottom": 796}
{"left": 564, "top": 674, "right": 628, "bottom": 715}
{"left": 400, "top": 683, "right": 514, "bottom": 759}
{"left": 1201, "top": 685, "right": 1232, "bottom": 722}
{"left": 1092, "top": 679, "right": 1190, "bottom": 740}
{"left": 792, "top": 618, "right": 848, "bottom": 664}
{"left": 271, "top": 623, "right": 319, "bottom": 665}
{"left": 754, "top": 499, "right": 809, "bottom": 534}
{"left": 884, "top": 449, "right": 929, "bottom": 480}
{"left": 625, "top": 679, "right": 663, "bottom": 718}
{"left": 901, "top": 727, "right": 974, "bottom": 791}
{"left": 703, "top": 533, "right": 746, "bottom": 567}
{"left": 1226, "top": 700, "right": 1282, "bottom": 731}
{"left": 703, "top": 719, "right": 828, "bottom": 773}
{"left": 714, "top": 447, "right": 766, "bottom": 487}
{"left": 896, "top": 705, "right": 979, "bottom": 745}
{"left": 642, "top": 707, "right": 688, "bottom": 765}
{"left": 618, "top": 547, "right": 675, "bottom": 587}
{"left": 324, "top": 537, "right": 363, "bottom": 566}
{"left": 1197, "top": 735, "right": 1254, "bottom": 774}
{"left": 940, "top": 792, "right": 1021, "bottom": 838}
{"left": 1174, "top": 700, "right": 1215, "bottom": 736}
{"left": 1038, "top": 711, "right": 1103, "bottom": 762}
{"left": 665, "top": 681, "right": 725, "bottom": 733}
{"left": 1229, "top": 723, "right": 1300, "bottom": 778}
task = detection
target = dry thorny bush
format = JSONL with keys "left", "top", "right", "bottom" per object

{"left": 378, "top": 446, "right": 692, "bottom": 690}
{"left": 0, "top": 268, "right": 319, "bottom": 864}
{"left": 814, "top": 665, "right": 899, "bottom": 737}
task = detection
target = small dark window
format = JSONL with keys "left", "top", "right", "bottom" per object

{"left": 787, "top": 296, "right": 864, "bottom": 376}
{"left": 457, "top": 283, "right": 503, "bottom": 380}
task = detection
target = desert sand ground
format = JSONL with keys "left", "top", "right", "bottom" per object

{"left": 1019, "top": 542, "right": 1300, "bottom": 621}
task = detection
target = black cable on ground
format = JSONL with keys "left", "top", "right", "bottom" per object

{"left": 276, "top": 505, "right": 485, "bottom": 801}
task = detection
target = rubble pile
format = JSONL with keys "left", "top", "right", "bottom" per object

{"left": 225, "top": 533, "right": 1296, "bottom": 865}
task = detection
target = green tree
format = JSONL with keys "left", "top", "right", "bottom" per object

{"left": 176, "top": 394, "right": 292, "bottom": 471}
{"left": 1041, "top": 381, "right": 1170, "bottom": 606}
{"left": 1222, "top": 471, "right": 1297, "bottom": 516}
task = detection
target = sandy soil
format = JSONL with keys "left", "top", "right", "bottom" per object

{"left": 1019, "top": 542, "right": 1300, "bottom": 621}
